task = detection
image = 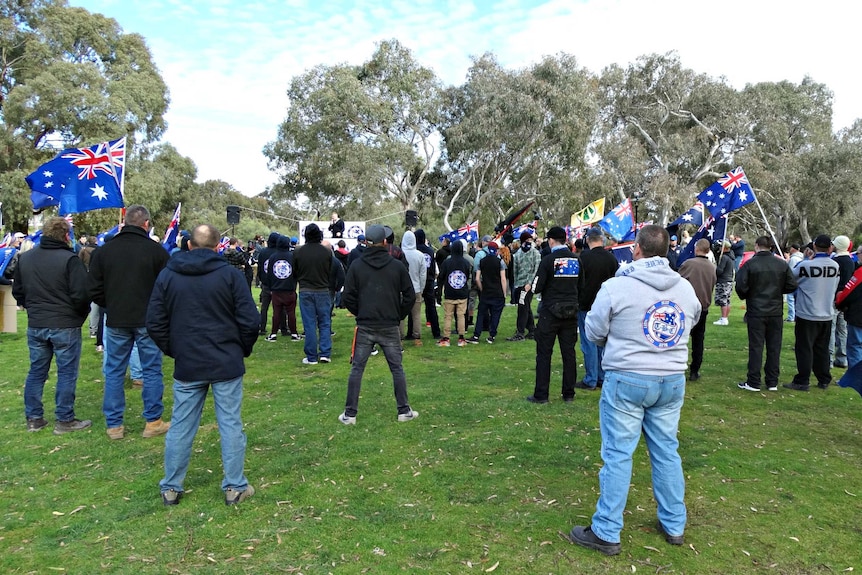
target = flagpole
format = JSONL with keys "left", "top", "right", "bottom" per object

{"left": 753, "top": 195, "right": 782, "bottom": 254}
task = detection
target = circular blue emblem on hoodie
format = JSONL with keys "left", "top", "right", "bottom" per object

{"left": 642, "top": 300, "right": 685, "bottom": 348}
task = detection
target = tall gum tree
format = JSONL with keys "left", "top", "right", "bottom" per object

{"left": 264, "top": 39, "right": 442, "bottom": 218}
{"left": 0, "top": 0, "right": 169, "bottom": 231}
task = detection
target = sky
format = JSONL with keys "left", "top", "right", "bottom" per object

{"left": 70, "top": 0, "right": 859, "bottom": 198}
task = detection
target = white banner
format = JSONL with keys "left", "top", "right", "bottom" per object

{"left": 298, "top": 220, "right": 366, "bottom": 250}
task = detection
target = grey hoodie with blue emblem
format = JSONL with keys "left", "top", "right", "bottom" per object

{"left": 585, "top": 256, "right": 701, "bottom": 375}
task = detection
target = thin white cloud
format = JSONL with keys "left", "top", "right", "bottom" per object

{"left": 69, "top": 0, "right": 860, "bottom": 197}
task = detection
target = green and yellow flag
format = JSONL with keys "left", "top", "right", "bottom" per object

{"left": 570, "top": 198, "right": 605, "bottom": 227}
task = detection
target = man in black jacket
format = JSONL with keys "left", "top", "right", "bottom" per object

{"left": 338, "top": 225, "right": 418, "bottom": 425}
{"left": 735, "top": 236, "right": 797, "bottom": 391}
{"left": 148, "top": 224, "right": 260, "bottom": 506}
{"left": 576, "top": 228, "right": 618, "bottom": 389}
{"left": 263, "top": 235, "right": 300, "bottom": 341}
{"left": 527, "top": 226, "right": 579, "bottom": 404}
{"left": 88, "top": 205, "right": 170, "bottom": 440}
{"left": 13, "top": 217, "right": 92, "bottom": 434}
{"left": 256, "top": 232, "right": 282, "bottom": 335}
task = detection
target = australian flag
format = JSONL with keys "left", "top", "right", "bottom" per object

{"left": 667, "top": 201, "right": 705, "bottom": 234}
{"left": 25, "top": 138, "right": 126, "bottom": 216}
{"left": 597, "top": 199, "right": 634, "bottom": 241}
{"left": 676, "top": 214, "right": 728, "bottom": 268}
{"left": 162, "top": 203, "right": 181, "bottom": 252}
{"left": 697, "top": 167, "right": 756, "bottom": 217}
{"left": 439, "top": 220, "right": 479, "bottom": 244}
{"left": 838, "top": 362, "right": 862, "bottom": 398}
{"left": 96, "top": 225, "right": 120, "bottom": 246}
{"left": 611, "top": 242, "right": 635, "bottom": 265}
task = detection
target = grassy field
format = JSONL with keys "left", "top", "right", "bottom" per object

{"left": 1, "top": 293, "right": 861, "bottom": 575}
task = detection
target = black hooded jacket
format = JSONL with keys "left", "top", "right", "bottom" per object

{"left": 256, "top": 232, "right": 281, "bottom": 287}
{"left": 147, "top": 248, "right": 259, "bottom": 381}
{"left": 438, "top": 240, "right": 473, "bottom": 300}
{"left": 342, "top": 245, "right": 414, "bottom": 327}
{"left": 264, "top": 235, "right": 297, "bottom": 292}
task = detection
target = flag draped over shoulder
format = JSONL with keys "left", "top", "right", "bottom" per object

{"left": 597, "top": 199, "right": 634, "bottom": 241}
{"left": 675, "top": 214, "right": 728, "bottom": 268}
{"left": 697, "top": 167, "right": 755, "bottom": 217}
{"left": 162, "top": 203, "right": 181, "bottom": 252}
{"left": 571, "top": 198, "right": 605, "bottom": 226}
{"left": 25, "top": 137, "right": 126, "bottom": 216}
{"left": 439, "top": 220, "right": 478, "bottom": 244}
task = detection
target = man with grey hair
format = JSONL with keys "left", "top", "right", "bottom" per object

{"left": 88, "top": 205, "right": 170, "bottom": 439}
{"left": 13, "top": 217, "right": 92, "bottom": 434}
{"left": 570, "top": 225, "right": 701, "bottom": 555}
{"left": 148, "top": 224, "right": 260, "bottom": 506}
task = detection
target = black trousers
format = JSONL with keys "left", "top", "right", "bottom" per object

{"left": 792, "top": 318, "right": 833, "bottom": 387}
{"left": 514, "top": 286, "right": 535, "bottom": 335}
{"left": 746, "top": 315, "right": 784, "bottom": 388}
{"left": 532, "top": 310, "right": 578, "bottom": 400}
{"left": 689, "top": 309, "right": 709, "bottom": 374}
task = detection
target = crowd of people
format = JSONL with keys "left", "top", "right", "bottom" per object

{"left": 8, "top": 205, "right": 862, "bottom": 553}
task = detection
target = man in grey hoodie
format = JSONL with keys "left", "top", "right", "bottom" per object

{"left": 401, "top": 230, "right": 427, "bottom": 345}
{"left": 569, "top": 225, "right": 701, "bottom": 556}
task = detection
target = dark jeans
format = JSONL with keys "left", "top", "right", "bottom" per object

{"left": 533, "top": 309, "right": 578, "bottom": 400}
{"left": 514, "top": 286, "right": 535, "bottom": 335}
{"left": 270, "top": 291, "right": 297, "bottom": 335}
{"left": 689, "top": 309, "right": 709, "bottom": 374}
{"left": 746, "top": 315, "right": 783, "bottom": 388}
{"left": 792, "top": 318, "right": 833, "bottom": 387}
{"left": 24, "top": 327, "right": 82, "bottom": 421}
{"left": 344, "top": 325, "right": 411, "bottom": 417}
{"left": 423, "top": 284, "right": 440, "bottom": 338}
{"left": 259, "top": 287, "right": 272, "bottom": 334}
{"left": 473, "top": 296, "right": 505, "bottom": 338}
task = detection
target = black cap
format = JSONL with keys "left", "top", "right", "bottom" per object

{"left": 366, "top": 225, "right": 386, "bottom": 245}
{"left": 813, "top": 234, "right": 832, "bottom": 249}
{"left": 546, "top": 226, "right": 567, "bottom": 242}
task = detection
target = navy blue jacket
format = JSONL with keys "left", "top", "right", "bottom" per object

{"left": 147, "top": 248, "right": 259, "bottom": 381}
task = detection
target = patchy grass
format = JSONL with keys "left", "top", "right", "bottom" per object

{"left": 1, "top": 295, "right": 861, "bottom": 574}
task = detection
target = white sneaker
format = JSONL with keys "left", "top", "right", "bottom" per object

{"left": 713, "top": 318, "right": 728, "bottom": 326}
{"left": 319, "top": 357, "right": 331, "bottom": 363}
{"left": 397, "top": 409, "right": 419, "bottom": 422}
{"left": 338, "top": 412, "right": 356, "bottom": 425}
{"left": 737, "top": 382, "right": 760, "bottom": 392}
{"left": 302, "top": 357, "right": 318, "bottom": 365}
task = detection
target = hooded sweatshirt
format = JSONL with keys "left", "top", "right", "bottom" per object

{"left": 342, "top": 245, "right": 414, "bottom": 327}
{"left": 147, "top": 248, "right": 260, "bottom": 381}
{"left": 265, "top": 235, "right": 297, "bottom": 292}
{"left": 439, "top": 239, "right": 473, "bottom": 300}
{"left": 586, "top": 256, "right": 701, "bottom": 375}
{"left": 256, "top": 232, "right": 281, "bottom": 286}
{"left": 401, "top": 231, "right": 427, "bottom": 294}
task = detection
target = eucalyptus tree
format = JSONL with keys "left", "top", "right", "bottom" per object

{"left": 593, "top": 52, "right": 746, "bottom": 225}
{"left": 1, "top": 0, "right": 169, "bottom": 230}
{"left": 264, "top": 39, "right": 442, "bottom": 217}
{"left": 437, "top": 53, "right": 598, "bottom": 231}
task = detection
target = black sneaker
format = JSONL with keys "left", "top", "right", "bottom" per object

{"left": 27, "top": 417, "right": 49, "bottom": 432}
{"left": 574, "top": 380, "right": 596, "bottom": 390}
{"left": 53, "top": 419, "right": 92, "bottom": 435}
{"left": 524, "top": 332, "right": 535, "bottom": 340}
{"left": 466, "top": 335, "right": 480, "bottom": 344}
{"left": 265, "top": 334, "right": 277, "bottom": 342}
{"left": 656, "top": 521, "right": 684, "bottom": 545}
{"left": 162, "top": 489, "right": 182, "bottom": 506}
{"left": 783, "top": 383, "right": 809, "bottom": 391}
{"left": 525, "top": 395, "right": 549, "bottom": 404}
{"left": 738, "top": 382, "right": 761, "bottom": 392}
{"left": 486, "top": 336, "right": 495, "bottom": 344}
{"left": 568, "top": 525, "right": 621, "bottom": 556}
{"left": 689, "top": 371, "right": 700, "bottom": 381}
{"left": 506, "top": 333, "right": 525, "bottom": 342}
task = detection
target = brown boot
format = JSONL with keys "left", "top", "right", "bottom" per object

{"left": 106, "top": 425, "right": 125, "bottom": 440}
{"left": 142, "top": 418, "right": 170, "bottom": 438}
{"left": 131, "top": 379, "right": 143, "bottom": 387}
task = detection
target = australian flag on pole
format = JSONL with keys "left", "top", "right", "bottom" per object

{"left": 597, "top": 199, "right": 634, "bottom": 241}
{"left": 96, "top": 225, "right": 120, "bottom": 246}
{"left": 697, "top": 167, "right": 756, "bottom": 217}
{"left": 439, "top": 220, "right": 479, "bottom": 244}
{"left": 25, "top": 138, "right": 126, "bottom": 216}
{"left": 162, "top": 203, "right": 181, "bottom": 252}
{"left": 667, "top": 201, "right": 705, "bottom": 234}
{"left": 676, "top": 214, "right": 728, "bottom": 268}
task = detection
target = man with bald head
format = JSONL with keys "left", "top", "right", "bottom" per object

{"left": 148, "top": 224, "right": 260, "bottom": 506}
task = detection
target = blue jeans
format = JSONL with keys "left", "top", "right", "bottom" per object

{"left": 344, "top": 325, "right": 410, "bottom": 417}
{"left": 847, "top": 324, "right": 862, "bottom": 369}
{"left": 299, "top": 291, "right": 332, "bottom": 361}
{"left": 160, "top": 376, "right": 248, "bottom": 493}
{"left": 786, "top": 293, "right": 796, "bottom": 321}
{"left": 473, "top": 296, "right": 505, "bottom": 338}
{"left": 24, "top": 327, "right": 82, "bottom": 421}
{"left": 831, "top": 309, "right": 848, "bottom": 366}
{"left": 103, "top": 325, "right": 164, "bottom": 428}
{"left": 129, "top": 343, "right": 142, "bottom": 380}
{"left": 591, "top": 370, "right": 687, "bottom": 543}
{"left": 578, "top": 310, "right": 604, "bottom": 387}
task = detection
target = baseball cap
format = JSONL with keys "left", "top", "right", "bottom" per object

{"left": 585, "top": 227, "right": 604, "bottom": 239}
{"left": 365, "top": 225, "right": 386, "bottom": 244}
{"left": 670, "top": 235, "right": 678, "bottom": 241}
{"left": 357, "top": 234, "right": 366, "bottom": 242}
{"left": 487, "top": 241, "right": 499, "bottom": 253}
{"left": 481, "top": 235, "right": 492, "bottom": 243}
{"left": 13, "top": 232, "right": 25, "bottom": 239}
